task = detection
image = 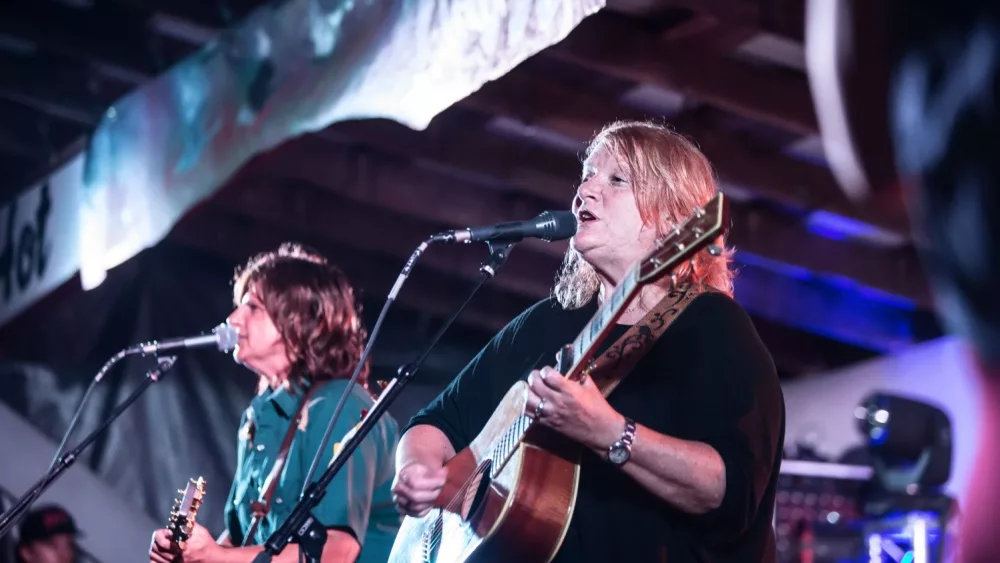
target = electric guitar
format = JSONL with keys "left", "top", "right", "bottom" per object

{"left": 167, "top": 476, "right": 206, "bottom": 550}
{"left": 388, "top": 193, "right": 729, "bottom": 562}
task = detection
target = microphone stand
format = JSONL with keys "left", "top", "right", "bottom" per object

{"left": 47, "top": 323, "right": 233, "bottom": 472}
{"left": 0, "top": 355, "right": 179, "bottom": 538}
{"left": 253, "top": 240, "right": 516, "bottom": 563}
{"left": 46, "top": 348, "right": 135, "bottom": 472}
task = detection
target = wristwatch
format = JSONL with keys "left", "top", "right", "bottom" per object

{"left": 607, "top": 417, "right": 636, "bottom": 466}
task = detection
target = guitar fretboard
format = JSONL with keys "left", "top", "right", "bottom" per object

{"left": 489, "top": 414, "right": 532, "bottom": 479}
{"left": 488, "top": 267, "right": 641, "bottom": 478}
{"left": 568, "top": 268, "right": 639, "bottom": 378}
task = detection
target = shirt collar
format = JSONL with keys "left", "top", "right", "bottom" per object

{"left": 253, "top": 378, "right": 313, "bottom": 419}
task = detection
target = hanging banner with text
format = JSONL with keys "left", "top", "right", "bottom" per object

{"left": 80, "top": 0, "right": 605, "bottom": 290}
{"left": 0, "top": 155, "right": 84, "bottom": 327}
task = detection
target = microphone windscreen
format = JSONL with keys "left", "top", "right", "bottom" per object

{"left": 214, "top": 323, "right": 239, "bottom": 351}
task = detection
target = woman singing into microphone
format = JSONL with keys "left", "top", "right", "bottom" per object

{"left": 149, "top": 242, "right": 401, "bottom": 563}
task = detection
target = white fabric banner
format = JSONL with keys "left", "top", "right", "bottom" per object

{"left": 79, "top": 0, "right": 605, "bottom": 290}
{"left": 0, "top": 154, "right": 84, "bottom": 327}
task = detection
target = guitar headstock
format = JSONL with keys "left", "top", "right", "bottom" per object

{"left": 167, "top": 476, "right": 206, "bottom": 550}
{"left": 637, "top": 193, "right": 729, "bottom": 285}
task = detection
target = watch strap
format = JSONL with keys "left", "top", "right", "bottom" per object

{"left": 620, "top": 416, "right": 636, "bottom": 447}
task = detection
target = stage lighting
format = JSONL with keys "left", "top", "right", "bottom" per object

{"left": 854, "top": 392, "right": 959, "bottom": 563}
{"left": 854, "top": 392, "right": 952, "bottom": 493}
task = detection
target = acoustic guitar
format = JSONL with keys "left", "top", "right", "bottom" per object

{"left": 388, "top": 194, "right": 729, "bottom": 562}
{"left": 167, "top": 476, "right": 206, "bottom": 550}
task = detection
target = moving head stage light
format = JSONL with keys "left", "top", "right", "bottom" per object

{"left": 854, "top": 392, "right": 959, "bottom": 563}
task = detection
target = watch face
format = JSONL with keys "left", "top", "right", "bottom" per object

{"left": 608, "top": 443, "right": 630, "bottom": 465}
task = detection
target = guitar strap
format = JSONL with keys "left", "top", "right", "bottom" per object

{"left": 242, "top": 385, "right": 317, "bottom": 546}
{"left": 584, "top": 283, "right": 705, "bottom": 398}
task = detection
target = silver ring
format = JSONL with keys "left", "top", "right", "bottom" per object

{"left": 533, "top": 398, "right": 546, "bottom": 418}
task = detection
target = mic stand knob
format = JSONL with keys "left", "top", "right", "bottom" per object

{"left": 397, "top": 363, "right": 415, "bottom": 380}
{"left": 481, "top": 241, "right": 515, "bottom": 278}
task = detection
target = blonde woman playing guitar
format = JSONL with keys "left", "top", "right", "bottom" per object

{"left": 390, "top": 121, "right": 785, "bottom": 563}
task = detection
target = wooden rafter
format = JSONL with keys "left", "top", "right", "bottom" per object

{"left": 309, "top": 118, "right": 929, "bottom": 306}
{"left": 170, "top": 204, "right": 537, "bottom": 335}
{"left": 461, "top": 60, "right": 913, "bottom": 237}
{"left": 548, "top": 11, "right": 816, "bottom": 135}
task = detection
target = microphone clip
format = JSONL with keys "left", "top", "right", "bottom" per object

{"left": 480, "top": 240, "right": 515, "bottom": 278}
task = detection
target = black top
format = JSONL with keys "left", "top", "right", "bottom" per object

{"left": 407, "top": 292, "right": 785, "bottom": 563}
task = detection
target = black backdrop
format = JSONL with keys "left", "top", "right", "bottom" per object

{"left": 0, "top": 241, "right": 490, "bottom": 536}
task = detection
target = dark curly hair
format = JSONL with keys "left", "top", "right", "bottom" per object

{"left": 232, "top": 242, "right": 369, "bottom": 387}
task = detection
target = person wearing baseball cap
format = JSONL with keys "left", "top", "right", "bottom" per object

{"left": 16, "top": 505, "right": 80, "bottom": 563}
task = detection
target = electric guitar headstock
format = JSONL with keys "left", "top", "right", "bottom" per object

{"left": 167, "top": 476, "right": 206, "bottom": 550}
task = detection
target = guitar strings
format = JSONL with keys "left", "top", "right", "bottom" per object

{"left": 422, "top": 412, "right": 538, "bottom": 556}
{"left": 421, "top": 463, "right": 491, "bottom": 557}
{"left": 421, "top": 353, "right": 551, "bottom": 558}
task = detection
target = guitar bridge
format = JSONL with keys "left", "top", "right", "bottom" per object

{"left": 419, "top": 510, "right": 441, "bottom": 562}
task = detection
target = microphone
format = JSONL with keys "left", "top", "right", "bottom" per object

{"left": 125, "top": 323, "right": 239, "bottom": 355}
{"left": 431, "top": 210, "right": 577, "bottom": 244}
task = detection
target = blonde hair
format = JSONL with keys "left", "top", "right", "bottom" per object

{"left": 553, "top": 120, "right": 735, "bottom": 309}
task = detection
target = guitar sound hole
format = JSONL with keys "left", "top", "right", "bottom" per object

{"left": 418, "top": 462, "right": 494, "bottom": 563}
{"left": 465, "top": 461, "right": 493, "bottom": 525}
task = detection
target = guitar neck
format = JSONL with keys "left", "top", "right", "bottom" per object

{"left": 487, "top": 268, "right": 643, "bottom": 477}
{"left": 565, "top": 267, "right": 641, "bottom": 380}
{"left": 488, "top": 194, "right": 726, "bottom": 480}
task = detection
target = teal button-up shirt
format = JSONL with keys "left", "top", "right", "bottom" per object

{"left": 224, "top": 380, "right": 400, "bottom": 563}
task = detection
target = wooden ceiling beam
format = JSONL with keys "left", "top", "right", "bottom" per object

{"left": 321, "top": 116, "right": 582, "bottom": 205}
{"left": 254, "top": 134, "right": 571, "bottom": 260}
{"left": 547, "top": 10, "right": 815, "bottom": 135}
{"left": 727, "top": 206, "right": 929, "bottom": 307}
{"left": 188, "top": 171, "right": 928, "bottom": 363}
{"left": 169, "top": 202, "right": 875, "bottom": 382}
{"left": 204, "top": 172, "right": 929, "bottom": 353}
{"left": 606, "top": 0, "right": 804, "bottom": 42}
{"left": 103, "top": 0, "right": 264, "bottom": 32}
{"left": 748, "top": 313, "right": 880, "bottom": 377}
{"left": 169, "top": 205, "right": 536, "bottom": 335}
{"left": 0, "top": 99, "right": 89, "bottom": 160}
{"left": 307, "top": 117, "right": 930, "bottom": 306}
{"left": 0, "top": 1, "right": 162, "bottom": 81}
{"left": 606, "top": 0, "right": 756, "bottom": 23}
{"left": 461, "top": 62, "right": 912, "bottom": 237}
{"left": 733, "top": 259, "right": 934, "bottom": 353}
{"left": 671, "top": 111, "right": 912, "bottom": 235}
{"left": 218, "top": 168, "right": 565, "bottom": 299}
{"left": 0, "top": 55, "right": 104, "bottom": 126}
